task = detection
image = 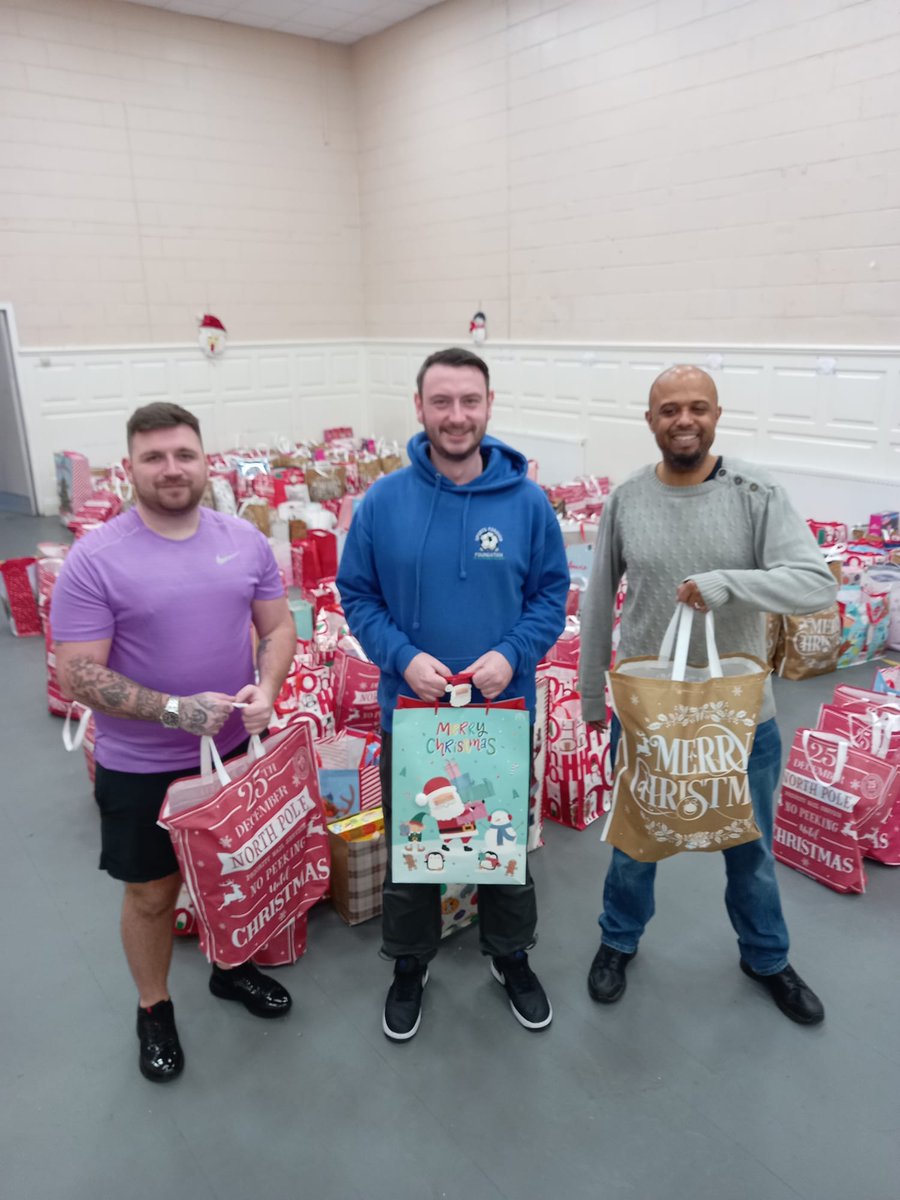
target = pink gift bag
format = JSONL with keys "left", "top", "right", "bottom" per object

{"left": 158, "top": 722, "right": 330, "bottom": 966}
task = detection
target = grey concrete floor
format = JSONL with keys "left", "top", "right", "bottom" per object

{"left": 1, "top": 512, "right": 898, "bottom": 1200}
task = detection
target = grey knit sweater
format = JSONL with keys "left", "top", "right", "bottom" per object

{"left": 578, "top": 457, "right": 838, "bottom": 725}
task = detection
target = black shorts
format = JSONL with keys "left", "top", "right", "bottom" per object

{"left": 94, "top": 738, "right": 250, "bottom": 884}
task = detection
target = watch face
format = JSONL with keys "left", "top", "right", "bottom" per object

{"left": 162, "top": 700, "right": 180, "bottom": 728}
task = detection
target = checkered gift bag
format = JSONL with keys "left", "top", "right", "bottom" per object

{"left": 327, "top": 809, "right": 386, "bottom": 925}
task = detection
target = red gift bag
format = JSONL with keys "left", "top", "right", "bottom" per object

{"left": 308, "top": 528, "right": 338, "bottom": 578}
{"left": 543, "top": 694, "right": 612, "bottom": 829}
{"left": 291, "top": 539, "right": 322, "bottom": 590}
{"left": 332, "top": 644, "right": 381, "bottom": 733}
{"left": 774, "top": 729, "right": 898, "bottom": 893}
{"left": 0, "top": 557, "right": 41, "bottom": 637}
{"left": 158, "top": 722, "right": 330, "bottom": 966}
{"left": 816, "top": 703, "right": 900, "bottom": 865}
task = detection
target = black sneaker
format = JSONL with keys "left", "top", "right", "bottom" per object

{"left": 490, "top": 950, "right": 552, "bottom": 1030}
{"left": 136, "top": 998, "right": 184, "bottom": 1082}
{"left": 209, "top": 962, "right": 292, "bottom": 1018}
{"left": 383, "top": 956, "right": 429, "bottom": 1041}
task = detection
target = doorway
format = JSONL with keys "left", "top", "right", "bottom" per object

{"left": 0, "top": 307, "right": 37, "bottom": 515}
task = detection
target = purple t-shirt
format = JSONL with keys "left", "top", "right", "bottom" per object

{"left": 51, "top": 507, "right": 285, "bottom": 773}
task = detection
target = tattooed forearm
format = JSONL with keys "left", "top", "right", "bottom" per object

{"left": 179, "top": 694, "right": 227, "bottom": 734}
{"left": 64, "top": 657, "right": 166, "bottom": 722}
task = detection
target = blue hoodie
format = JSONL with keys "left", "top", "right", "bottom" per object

{"left": 337, "top": 433, "right": 569, "bottom": 730}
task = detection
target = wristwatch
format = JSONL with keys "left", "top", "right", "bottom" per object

{"left": 160, "top": 696, "right": 181, "bottom": 729}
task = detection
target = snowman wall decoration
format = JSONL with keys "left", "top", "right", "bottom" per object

{"left": 198, "top": 312, "right": 227, "bottom": 358}
{"left": 469, "top": 309, "right": 487, "bottom": 345}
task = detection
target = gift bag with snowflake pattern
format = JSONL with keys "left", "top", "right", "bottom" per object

{"left": 603, "top": 604, "right": 768, "bottom": 861}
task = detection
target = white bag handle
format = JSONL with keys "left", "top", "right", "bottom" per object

{"left": 199, "top": 732, "right": 269, "bottom": 785}
{"left": 801, "top": 730, "right": 849, "bottom": 785}
{"left": 63, "top": 704, "right": 91, "bottom": 752}
{"left": 657, "top": 603, "right": 722, "bottom": 682}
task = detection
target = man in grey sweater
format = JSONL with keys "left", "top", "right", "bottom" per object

{"left": 579, "top": 364, "right": 836, "bottom": 1025}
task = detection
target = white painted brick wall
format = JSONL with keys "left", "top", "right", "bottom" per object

{"left": 354, "top": 0, "right": 900, "bottom": 343}
{"left": 0, "top": 0, "right": 362, "bottom": 347}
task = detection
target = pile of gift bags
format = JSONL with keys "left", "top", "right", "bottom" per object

{"left": 774, "top": 670, "right": 900, "bottom": 893}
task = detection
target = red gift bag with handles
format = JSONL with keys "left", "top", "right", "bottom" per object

{"left": 158, "top": 720, "right": 329, "bottom": 966}
{"left": 774, "top": 729, "right": 898, "bottom": 892}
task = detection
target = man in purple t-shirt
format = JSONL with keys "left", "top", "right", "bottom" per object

{"left": 53, "top": 402, "right": 296, "bottom": 1083}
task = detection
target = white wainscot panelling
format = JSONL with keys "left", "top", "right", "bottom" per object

{"left": 175, "top": 357, "right": 216, "bottom": 398}
{"left": 131, "top": 359, "right": 171, "bottom": 398}
{"left": 85, "top": 361, "right": 127, "bottom": 401}
{"left": 295, "top": 352, "right": 328, "bottom": 389}
{"left": 18, "top": 341, "right": 376, "bottom": 513}
{"left": 219, "top": 356, "right": 254, "bottom": 393}
{"left": 15, "top": 338, "right": 900, "bottom": 519}
{"left": 258, "top": 354, "right": 290, "bottom": 391}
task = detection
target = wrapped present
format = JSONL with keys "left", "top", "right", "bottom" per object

{"left": 316, "top": 729, "right": 381, "bottom": 822}
{"left": 0, "top": 557, "right": 41, "bottom": 637}
{"left": 54, "top": 450, "right": 91, "bottom": 520}
{"left": 327, "top": 808, "right": 386, "bottom": 925}
{"left": 806, "top": 520, "right": 848, "bottom": 548}
{"left": 323, "top": 426, "right": 354, "bottom": 443}
{"left": 378, "top": 441, "right": 403, "bottom": 475}
{"left": 774, "top": 728, "right": 899, "bottom": 892}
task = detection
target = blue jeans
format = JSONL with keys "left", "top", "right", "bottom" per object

{"left": 600, "top": 716, "right": 790, "bottom": 975}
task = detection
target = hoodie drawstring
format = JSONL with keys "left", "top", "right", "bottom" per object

{"left": 459, "top": 493, "right": 471, "bottom": 581}
{"left": 412, "top": 473, "right": 442, "bottom": 630}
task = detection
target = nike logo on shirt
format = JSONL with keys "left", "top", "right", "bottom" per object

{"left": 216, "top": 552, "right": 239, "bottom": 565}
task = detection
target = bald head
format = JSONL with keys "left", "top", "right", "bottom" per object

{"left": 645, "top": 363, "right": 722, "bottom": 480}
{"left": 648, "top": 364, "right": 718, "bottom": 412}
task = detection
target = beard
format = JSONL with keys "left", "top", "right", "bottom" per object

{"left": 423, "top": 423, "right": 487, "bottom": 464}
{"left": 661, "top": 445, "right": 707, "bottom": 473}
{"left": 133, "top": 477, "right": 206, "bottom": 515}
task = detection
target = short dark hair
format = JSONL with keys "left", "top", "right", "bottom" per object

{"left": 416, "top": 347, "right": 490, "bottom": 397}
{"left": 126, "top": 402, "right": 202, "bottom": 451}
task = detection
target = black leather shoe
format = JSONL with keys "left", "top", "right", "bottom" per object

{"left": 587, "top": 944, "right": 636, "bottom": 1003}
{"left": 209, "top": 962, "right": 292, "bottom": 1018}
{"left": 137, "top": 999, "right": 184, "bottom": 1082}
{"left": 740, "top": 961, "right": 825, "bottom": 1025}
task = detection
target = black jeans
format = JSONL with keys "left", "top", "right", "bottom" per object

{"left": 379, "top": 730, "right": 538, "bottom": 964}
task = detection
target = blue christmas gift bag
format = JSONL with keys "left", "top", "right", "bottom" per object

{"left": 392, "top": 695, "right": 530, "bottom": 885}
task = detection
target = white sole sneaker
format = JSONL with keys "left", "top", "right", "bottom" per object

{"left": 490, "top": 961, "right": 553, "bottom": 1030}
{"left": 382, "top": 968, "right": 429, "bottom": 1041}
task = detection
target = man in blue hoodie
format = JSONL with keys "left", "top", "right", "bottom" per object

{"left": 337, "top": 347, "right": 569, "bottom": 1041}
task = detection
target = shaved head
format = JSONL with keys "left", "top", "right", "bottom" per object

{"left": 649, "top": 364, "right": 718, "bottom": 412}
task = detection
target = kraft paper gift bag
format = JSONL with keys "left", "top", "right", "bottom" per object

{"left": 391, "top": 694, "right": 530, "bottom": 885}
{"left": 603, "top": 604, "right": 768, "bottom": 861}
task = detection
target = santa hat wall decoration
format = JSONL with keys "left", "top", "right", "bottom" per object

{"left": 469, "top": 309, "right": 487, "bottom": 345}
{"left": 197, "top": 312, "right": 227, "bottom": 358}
